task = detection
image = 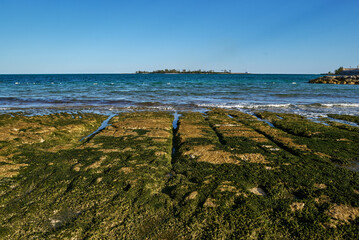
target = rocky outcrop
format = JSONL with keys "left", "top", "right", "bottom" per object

{"left": 309, "top": 75, "right": 359, "bottom": 85}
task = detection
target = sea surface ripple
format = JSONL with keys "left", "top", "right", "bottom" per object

{"left": 1, "top": 74, "right": 358, "bottom": 117}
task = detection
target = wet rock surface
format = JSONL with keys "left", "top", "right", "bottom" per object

{"left": 0, "top": 110, "right": 359, "bottom": 239}
{"left": 309, "top": 75, "right": 359, "bottom": 84}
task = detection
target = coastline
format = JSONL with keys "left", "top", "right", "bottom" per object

{"left": 2, "top": 101, "right": 359, "bottom": 120}
{"left": 1, "top": 108, "right": 359, "bottom": 238}
{"left": 309, "top": 75, "right": 359, "bottom": 85}
{"left": 135, "top": 72, "right": 251, "bottom": 74}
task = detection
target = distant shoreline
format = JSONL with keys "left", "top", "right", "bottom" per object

{"left": 136, "top": 72, "right": 251, "bottom": 75}
{"left": 0, "top": 73, "right": 323, "bottom": 75}
{"left": 135, "top": 69, "right": 250, "bottom": 74}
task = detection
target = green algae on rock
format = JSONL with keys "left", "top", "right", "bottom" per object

{"left": 0, "top": 110, "right": 359, "bottom": 239}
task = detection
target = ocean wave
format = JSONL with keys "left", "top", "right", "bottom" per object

{"left": 298, "top": 103, "right": 359, "bottom": 108}
{"left": 1, "top": 74, "right": 359, "bottom": 116}
{"left": 144, "top": 106, "right": 175, "bottom": 110}
{"left": 196, "top": 103, "right": 294, "bottom": 109}
{"left": 320, "top": 103, "right": 359, "bottom": 108}
{"left": 0, "top": 97, "right": 136, "bottom": 105}
{"left": 272, "top": 94, "right": 301, "bottom": 98}
{"left": 196, "top": 102, "right": 359, "bottom": 110}
{"left": 0, "top": 97, "right": 19, "bottom": 101}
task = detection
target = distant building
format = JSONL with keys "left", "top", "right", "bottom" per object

{"left": 340, "top": 66, "right": 359, "bottom": 75}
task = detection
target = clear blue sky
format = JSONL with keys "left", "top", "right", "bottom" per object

{"left": 0, "top": 0, "right": 358, "bottom": 74}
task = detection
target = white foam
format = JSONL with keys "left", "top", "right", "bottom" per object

{"left": 196, "top": 103, "right": 293, "bottom": 109}
{"left": 320, "top": 103, "right": 359, "bottom": 108}
{"left": 145, "top": 106, "right": 175, "bottom": 111}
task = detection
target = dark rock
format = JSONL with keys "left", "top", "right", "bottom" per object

{"left": 309, "top": 75, "right": 359, "bottom": 85}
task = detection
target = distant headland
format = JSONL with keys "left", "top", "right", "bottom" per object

{"left": 135, "top": 69, "right": 249, "bottom": 74}
{"left": 311, "top": 65, "right": 359, "bottom": 85}
{"left": 324, "top": 66, "right": 359, "bottom": 75}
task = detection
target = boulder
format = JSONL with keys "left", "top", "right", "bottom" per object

{"left": 309, "top": 75, "right": 359, "bottom": 85}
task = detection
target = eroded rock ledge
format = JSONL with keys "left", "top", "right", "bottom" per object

{"left": 1, "top": 110, "right": 359, "bottom": 239}
{"left": 309, "top": 75, "right": 359, "bottom": 85}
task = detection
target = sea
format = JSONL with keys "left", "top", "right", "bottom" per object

{"left": 0, "top": 74, "right": 358, "bottom": 118}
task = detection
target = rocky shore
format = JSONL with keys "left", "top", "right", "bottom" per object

{"left": 1, "top": 110, "right": 359, "bottom": 239}
{"left": 309, "top": 75, "right": 359, "bottom": 84}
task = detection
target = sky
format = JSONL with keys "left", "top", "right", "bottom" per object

{"left": 0, "top": 0, "right": 358, "bottom": 74}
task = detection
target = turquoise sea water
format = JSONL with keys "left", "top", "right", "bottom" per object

{"left": 0, "top": 74, "right": 358, "bottom": 116}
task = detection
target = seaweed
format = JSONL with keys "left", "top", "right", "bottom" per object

{"left": 0, "top": 110, "right": 358, "bottom": 239}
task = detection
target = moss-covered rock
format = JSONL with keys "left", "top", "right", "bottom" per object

{"left": 0, "top": 110, "right": 358, "bottom": 239}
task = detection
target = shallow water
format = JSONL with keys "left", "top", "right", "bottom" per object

{"left": 1, "top": 74, "right": 359, "bottom": 117}
{"left": 340, "top": 162, "right": 359, "bottom": 173}
{"left": 327, "top": 117, "right": 359, "bottom": 127}
{"left": 80, "top": 114, "right": 116, "bottom": 142}
{"left": 172, "top": 112, "right": 182, "bottom": 157}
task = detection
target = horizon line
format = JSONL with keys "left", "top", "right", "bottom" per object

{"left": 0, "top": 72, "right": 321, "bottom": 75}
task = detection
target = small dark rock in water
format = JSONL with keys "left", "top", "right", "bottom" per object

{"left": 309, "top": 75, "right": 359, "bottom": 85}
